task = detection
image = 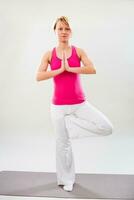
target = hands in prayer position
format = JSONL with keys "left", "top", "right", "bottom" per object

{"left": 61, "top": 51, "right": 71, "bottom": 72}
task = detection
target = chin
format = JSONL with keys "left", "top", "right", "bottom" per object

{"left": 60, "top": 39, "right": 68, "bottom": 43}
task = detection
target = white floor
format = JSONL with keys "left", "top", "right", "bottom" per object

{"left": 0, "top": 130, "right": 134, "bottom": 200}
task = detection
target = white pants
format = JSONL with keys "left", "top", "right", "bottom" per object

{"left": 50, "top": 100, "right": 114, "bottom": 185}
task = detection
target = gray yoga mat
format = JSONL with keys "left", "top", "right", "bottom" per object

{"left": 0, "top": 171, "right": 134, "bottom": 199}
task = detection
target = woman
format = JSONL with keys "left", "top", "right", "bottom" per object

{"left": 36, "top": 16, "right": 114, "bottom": 192}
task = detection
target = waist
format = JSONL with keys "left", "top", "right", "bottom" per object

{"left": 52, "top": 96, "right": 86, "bottom": 105}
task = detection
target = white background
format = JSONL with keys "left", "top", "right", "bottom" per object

{"left": 0, "top": 0, "right": 134, "bottom": 177}
{"left": 1, "top": 0, "right": 134, "bottom": 135}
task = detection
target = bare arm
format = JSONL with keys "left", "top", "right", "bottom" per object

{"left": 36, "top": 51, "right": 64, "bottom": 81}
{"left": 68, "top": 48, "right": 96, "bottom": 74}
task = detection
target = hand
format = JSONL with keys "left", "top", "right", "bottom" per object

{"left": 64, "top": 51, "right": 70, "bottom": 72}
{"left": 60, "top": 51, "right": 66, "bottom": 72}
{"left": 60, "top": 51, "right": 70, "bottom": 72}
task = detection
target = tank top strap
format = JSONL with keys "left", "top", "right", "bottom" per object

{"left": 72, "top": 45, "right": 80, "bottom": 60}
{"left": 72, "top": 45, "right": 75, "bottom": 55}
{"left": 49, "top": 47, "right": 55, "bottom": 64}
{"left": 52, "top": 47, "right": 56, "bottom": 57}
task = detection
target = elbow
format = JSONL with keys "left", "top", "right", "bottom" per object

{"left": 36, "top": 74, "right": 40, "bottom": 81}
{"left": 88, "top": 68, "right": 96, "bottom": 74}
{"left": 36, "top": 72, "right": 47, "bottom": 81}
{"left": 87, "top": 65, "right": 96, "bottom": 74}
{"left": 91, "top": 66, "right": 96, "bottom": 74}
{"left": 93, "top": 68, "right": 96, "bottom": 74}
{"left": 36, "top": 77, "right": 39, "bottom": 81}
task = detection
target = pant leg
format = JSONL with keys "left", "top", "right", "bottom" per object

{"left": 65, "top": 100, "right": 114, "bottom": 138}
{"left": 50, "top": 104, "right": 75, "bottom": 185}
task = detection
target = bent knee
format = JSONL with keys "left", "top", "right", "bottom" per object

{"left": 102, "top": 122, "right": 114, "bottom": 136}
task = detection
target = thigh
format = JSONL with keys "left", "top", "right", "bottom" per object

{"left": 50, "top": 104, "right": 69, "bottom": 139}
{"left": 50, "top": 103, "right": 65, "bottom": 121}
{"left": 74, "top": 100, "right": 112, "bottom": 128}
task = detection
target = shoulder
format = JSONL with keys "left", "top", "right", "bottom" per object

{"left": 42, "top": 48, "right": 54, "bottom": 64}
{"left": 74, "top": 46, "right": 86, "bottom": 59}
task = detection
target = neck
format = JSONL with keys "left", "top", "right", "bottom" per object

{"left": 56, "top": 41, "right": 71, "bottom": 50}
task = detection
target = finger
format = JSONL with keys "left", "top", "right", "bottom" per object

{"left": 64, "top": 52, "right": 68, "bottom": 65}
{"left": 63, "top": 51, "right": 66, "bottom": 64}
{"left": 61, "top": 51, "right": 64, "bottom": 67}
{"left": 61, "top": 51, "right": 64, "bottom": 65}
{"left": 63, "top": 51, "right": 66, "bottom": 61}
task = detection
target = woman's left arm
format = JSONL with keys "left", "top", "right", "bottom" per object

{"left": 68, "top": 48, "right": 96, "bottom": 74}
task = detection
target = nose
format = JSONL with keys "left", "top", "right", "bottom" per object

{"left": 62, "top": 29, "right": 66, "bottom": 34}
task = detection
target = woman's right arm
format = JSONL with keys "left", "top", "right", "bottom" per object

{"left": 36, "top": 51, "right": 64, "bottom": 81}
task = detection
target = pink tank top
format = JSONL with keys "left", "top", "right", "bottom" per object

{"left": 50, "top": 45, "right": 86, "bottom": 105}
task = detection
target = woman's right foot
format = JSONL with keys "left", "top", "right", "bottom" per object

{"left": 63, "top": 184, "right": 73, "bottom": 192}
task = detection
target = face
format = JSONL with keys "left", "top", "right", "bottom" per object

{"left": 55, "top": 21, "right": 72, "bottom": 42}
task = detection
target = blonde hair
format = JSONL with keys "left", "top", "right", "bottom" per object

{"left": 53, "top": 16, "right": 71, "bottom": 31}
